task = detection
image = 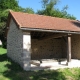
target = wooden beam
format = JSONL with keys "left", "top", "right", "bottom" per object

{"left": 40, "top": 32, "right": 45, "bottom": 37}
{"left": 67, "top": 34, "right": 71, "bottom": 62}
{"left": 39, "top": 33, "right": 67, "bottom": 40}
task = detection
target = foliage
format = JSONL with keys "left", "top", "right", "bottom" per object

{"left": 0, "top": 0, "right": 18, "bottom": 48}
{"left": 0, "top": 48, "right": 80, "bottom": 80}
{"left": 0, "top": 0, "right": 19, "bottom": 10}
{"left": 0, "top": 0, "right": 34, "bottom": 34}
{"left": 37, "top": 0, "right": 76, "bottom": 20}
{"left": 0, "top": 10, "right": 9, "bottom": 34}
{"left": 0, "top": 0, "right": 34, "bottom": 48}
{"left": 23, "top": 8, "right": 34, "bottom": 13}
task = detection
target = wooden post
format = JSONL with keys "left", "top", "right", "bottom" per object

{"left": 67, "top": 34, "right": 71, "bottom": 63}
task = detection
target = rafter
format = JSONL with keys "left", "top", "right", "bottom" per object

{"left": 39, "top": 33, "right": 68, "bottom": 40}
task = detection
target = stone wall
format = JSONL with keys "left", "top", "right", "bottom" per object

{"left": 7, "top": 18, "right": 23, "bottom": 66}
{"left": 7, "top": 19, "right": 31, "bottom": 70}
{"left": 31, "top": 38, "right": 63, "bottom": 60}
{"left": 61, "top": 34, "right": 80, "bottom": 60}
{"left": 72, "top": 34, "right": 80, "bottom": 59}
{"left": 61, "top": 37, "right": 67, "bottom": 58}
{"left": 31, "top": 34, "right": 80, "bottom": 60}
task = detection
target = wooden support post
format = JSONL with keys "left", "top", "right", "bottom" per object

{"left": 67, "top": 34, "right": 71, "bottom": 63}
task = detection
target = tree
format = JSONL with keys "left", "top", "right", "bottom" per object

{"left": 0, "top": 0, "right": 19, "bottom": 48}
{"left": 15, "top": 6, "right": 35, "bottom": 14}
{"left": 0, "top": 0, "right": 19, "bottom": 10}
{"left": 0, "top": 0, "right": 19, "bottom": 47}
{"left": 37, "top": 0, "right": 76, "bottom": 20}
{"left": 0, "top": 0, "right": 35, "bottom": 48}
{"left": 0, "top": 0, "right": 20, "bottom": 33}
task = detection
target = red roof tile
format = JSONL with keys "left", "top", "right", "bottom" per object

{"left": 8, "top": 11, "right": 80, "bottom": 32}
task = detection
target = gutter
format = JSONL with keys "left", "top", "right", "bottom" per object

{"left": 21, "top": 28, "right": 80, "bottom": 34}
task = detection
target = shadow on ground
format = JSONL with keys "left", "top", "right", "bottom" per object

{"left": 0, "top": 53, "right": 7, "bottom": 62}
{"left": 3, "top": 61, "right": 66, "bottom": 80}
{"left": 0, "top": 53, "right": 80, "bottom": 80}
{"left": 0, "top": 53, "right": 66, "bottom": 80}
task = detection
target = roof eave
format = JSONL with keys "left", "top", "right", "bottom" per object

{"left": 20, "top": 27, "right": 80, "bottom": 34}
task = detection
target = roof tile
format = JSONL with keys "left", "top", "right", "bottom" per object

{"left": 9, "top": 11, "right": 80, "bottom": 32}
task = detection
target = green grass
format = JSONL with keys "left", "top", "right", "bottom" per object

{"left": 0, "top": 47, "right": 80, "bottom": 80}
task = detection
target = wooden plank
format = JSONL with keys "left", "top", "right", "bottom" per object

{"left": 67, "top": 34, "right": 71, "bottom": 62}
{"left": 39, "top": 33, "right": 67, "bottom": 40}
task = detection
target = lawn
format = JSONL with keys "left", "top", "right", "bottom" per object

{"left": 0, "top": 47, "right": 80, "bottom": 80}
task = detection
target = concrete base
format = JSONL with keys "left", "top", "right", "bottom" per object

{"left": 30, "top": 59, "right": 80, "bottom": 70}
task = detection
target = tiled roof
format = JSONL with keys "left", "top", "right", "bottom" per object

{"left": 8, "top": 11, "right": 80, "bottom": 32}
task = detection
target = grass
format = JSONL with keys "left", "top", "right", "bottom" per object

{"left": 0, "top": 47, "right": 80, "bottom": 80}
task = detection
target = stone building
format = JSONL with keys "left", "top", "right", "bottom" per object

{"left": 6, "top": 11, "right": 80, "bottom": 70}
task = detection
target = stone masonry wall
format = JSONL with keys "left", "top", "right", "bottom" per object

{"left": 72, "top": 34, "right": 80, "bottom": 59}
{"left": 61, "top": 34, "right": 80, "bottom": 60}
{"left": 31, "top": 38, "right": 63, "bottom": 60}
{"left": 31, "top": 34, "right": 80, "bottom": 60}
{"left": 7, "top": 18, "right": 23, "bottom": 66}
{"left": 61, "top": 37, "right": 67, "bottom": 58}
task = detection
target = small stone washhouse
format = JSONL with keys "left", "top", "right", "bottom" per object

{"left": 6, "top": 11, "right": 80, "bottom": 70}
